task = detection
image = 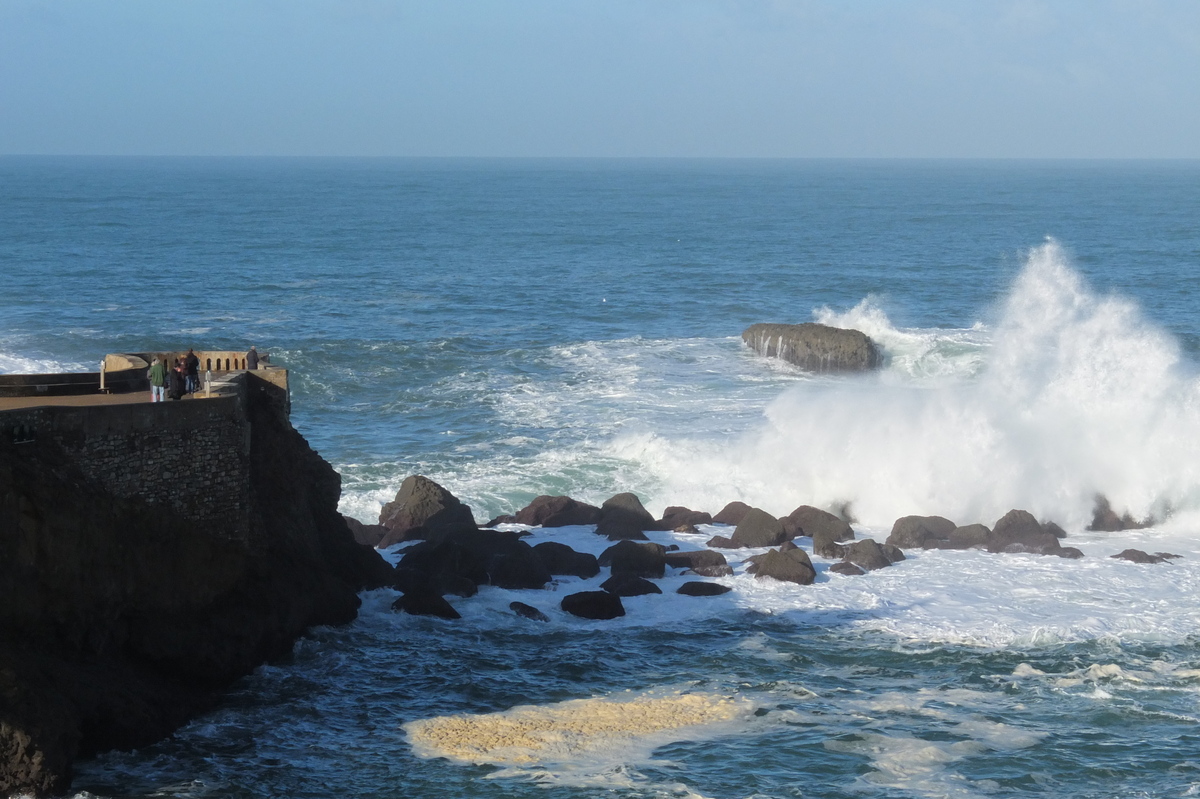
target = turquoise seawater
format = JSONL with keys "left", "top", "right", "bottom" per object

{"left": 3, "top": 158, "right": 1200, "bottom": 798}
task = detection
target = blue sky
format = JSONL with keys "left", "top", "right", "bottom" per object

{"left": 2, "top": 0, "right": 1198, "bottom": 157}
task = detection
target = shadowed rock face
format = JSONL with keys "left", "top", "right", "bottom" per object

{"left": 0, "top": 389, "right": 391, "bottom": 797}
{"left": 742, "top": 323, "right": 883, "bottom": 373}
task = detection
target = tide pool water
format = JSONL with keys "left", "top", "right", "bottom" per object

{"left": 2, "top": 158, "right": 1200, "bottom": 798}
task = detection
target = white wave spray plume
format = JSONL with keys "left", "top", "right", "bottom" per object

{"left": 641, "top": 240, "right": 1200, "bottom": 530}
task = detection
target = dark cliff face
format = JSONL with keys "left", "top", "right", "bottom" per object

{"left": 0, "top": 390, "right": 391, "bottom": 797}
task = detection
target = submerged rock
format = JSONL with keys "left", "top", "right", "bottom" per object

{"left": 392, "top": 592, "right": 461, "bottom": 620}
{"left": 1088, "top": 495, "right": 1153, "bottom": 532}
{"left": 676, "top": 581, "right": 732, "bottom": 596}
{"left": 843, "top": 539, "right": 894, "bottom": 571}
{"left": 509, "top": 601, "right": 550, "bottom": 622}
{"left": 1111, "top": 549, "right": 1180, "bottom": 564}
{"left": 561, "top": 591, "right": 625, "bottom": 620}
{"left": 828, "top": 561, "right": 865, "bottom": 576}
{"left": 600, "top": 573, "right": 662, "bottom": 597}
{"left": 742, "top": 322, "right": 883, "bottom": 373}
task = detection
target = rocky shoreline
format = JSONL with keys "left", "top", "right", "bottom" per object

{"left": 354, "top": 475, "right": 1180, "bottom": 625}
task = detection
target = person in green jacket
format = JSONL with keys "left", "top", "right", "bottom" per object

{"left": 147, "top": 357, "right": 166, "bottom": 402}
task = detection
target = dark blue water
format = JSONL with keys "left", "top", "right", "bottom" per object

{"left": 3, "top": 158, "right": 1200, "bottom": 799}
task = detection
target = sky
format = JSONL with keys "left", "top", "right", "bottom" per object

{"left": 1, "top": 0, "right": 1198, "bottom": 158}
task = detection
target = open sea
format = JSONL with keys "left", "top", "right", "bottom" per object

{"left": 3, "top": 157, "right": 1200, "bottom": 799}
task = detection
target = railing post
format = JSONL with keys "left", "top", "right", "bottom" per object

{"left": 205, "top": 369, "right": 212, "bottom": 398}
{"left": 99, "top": 359, "right": 106, "bottom": 392}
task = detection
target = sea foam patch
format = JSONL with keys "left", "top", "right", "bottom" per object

{"left": 404, "top": 689, "right": 754, "bottom": 775}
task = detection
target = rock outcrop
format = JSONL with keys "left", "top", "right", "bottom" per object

{"left": 746, "top": 544, "right": 817, "bottom": 586}
{"left": 730, "top": 507, "right": 789, "bottom": 548}
{"left": 742, "top": 323, "right": 883, "bottom": 373}
{"left": 377, "top": 474, "right": 477, "bottom": 546}
{"left": 514, "top": 495, "right": 601, "bottom": 528}
{"left": 782, "top": 505, "right": 855, "bottom": 557}
{"left": 886, "top": 515, "right": 956, "bottom": 549}
{"left": 595, "top": 492, "right": 658, "bottom": 540}
{"left": 0, "top": 388, "right": 391, "bottom": 797}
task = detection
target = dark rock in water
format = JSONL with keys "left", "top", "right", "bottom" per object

{"left": 829, "top": 561, "right": 865, "bottom": 576}
{"left": 514, "top": 495, "right": 602, "bottom": 528}
{"left": 663, "top": 549, "right": 733, "bottom": 577}
{"left": 844, "top": 539, "right": 893, "bottom": 571}
{"left": 881, "top": 543, "right": 906, "bottom": 563}
{"left": 712, "top": 501, "right": 752, "bottom": 526}
{"left": 392, "top": 592, "right": 461, "bottom": 620}
{"left": 378, "top": 475, "right": 477, "bottom": 546}
{"left": 947, "top": 524, "right": 990, "bottom": 550}
{"left": 483, "top": 514, "right": 516, "bottom": 527}
{"left": 1043, "top": 521, "right": 1068, "bottom": 539}
{"left": 395, "top": 571, "right": 477, "bottom": 598}
{"left": 677, "top": 581, "right": 731, "bottom": 596}
{"left": 705, "top": 534, "right": 737, "bottom": 549}
{"left": 598, "top": 540, "right": 667, "bottom": 578}
{"left": 1056, "top": 547, "right": 1084, "bottom": 559}
{"left": 1111, "top": 548, "right": 1178, "bottom": 564}
{"left": 731, "top": 507, "right": 789, "bottom": 548}
{"left": 510, "top": 601, "right": 550, "bottom": 622}
{"left": 673, "top": 523, "right": 700, "bottom": 534}
{"left": 1088, "top": 495, "right": 1152, "bottom": 532}
{"left": 782, "top": 506, "right": 855, "bottom": 557}
{"left": 532, "top": 541, "right": 600, "bottom": 578}
{"left": 987, "top": 509, "right": 1062, "bottom": 555}
{"left": 658, "top": 506, "right": 713, "bottom": 529}
{"left": 561, "top": 591, "right": 625, "bottom": 620}
{"left": 595, "top": 492, "right": 657, "bottom": 540}
{"left": 601, "top": 573, "right": 662, "bottom": 596}
{"left": 742, "top": 322, "right": 883, "bottom": 373}
{"left": 343, "top": 514, "right": 388, "bottom": 547}
{"left": 747, "top": 547, "right": 816, "bottom": 586}
{"left": 886, "top": 515, "right": 956, "bottom": 549}
{"left": 489, "top": 543, "right": 553, "bottom": 589}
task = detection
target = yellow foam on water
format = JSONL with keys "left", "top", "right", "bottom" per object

{"left": 404, "top": 691, "right": 746, "bottom": 766}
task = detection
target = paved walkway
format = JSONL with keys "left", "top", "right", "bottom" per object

{"left": 0, "top": 392, "right": 212, "bottom": 411}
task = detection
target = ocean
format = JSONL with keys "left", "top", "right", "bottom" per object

{"left": 3, "top": 157, "right": 1200, "bottom": 798}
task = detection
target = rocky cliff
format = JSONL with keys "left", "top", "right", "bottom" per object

{"left": 0, "top": 388, "right": 391, "bottom": 797}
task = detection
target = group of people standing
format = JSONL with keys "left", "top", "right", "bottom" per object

{"left": 148, "top": 347, "right": 263, "bottom": 402}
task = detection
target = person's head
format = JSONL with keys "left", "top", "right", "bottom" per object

{"left": 187, "top": 348, "right": 194, "bottom": 355}
{"left": 151, "top": 357, "right": 159, "bottom": 365}
{"left": 250, "top": 345, "right": 257, "bottom": 351}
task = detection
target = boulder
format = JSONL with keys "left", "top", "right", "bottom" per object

{"left": 514, "top": 495, "right": 602, "bottom": 528}
{"left": 746, "top": 547, "right": 816, "bottom": 586}
{"left": 482, "top": 514, "right": 516, "bottom": 527}
{"left": 343, "top": 514, "right": 388, "bottom": 547}
{"left": 1056, "top": 547, "right": 1084, "bottom": 559}
{"left": 531, "top": 541, "right": 600, "bottom": 578}
{"left": 987, "top": 510, "right": 1062, "bottom": 555}
{"left": 378, "top": 475, "right": 477, "bottom": 545}
{"left": 391, "top": 592, "right": 461, "bottom": 620}
{"left": 600, "top": 573, "right": 663, "bottom": 597}
{"left": 828, "top": 562, "right": 865, "bottom": 576}
{"left": 598, "top": 540, "right": 667, "bottom": 578}
{"left": 595, "top": 492, "right": 657, "bottom": 540}
{"left": 488, "top": 542, "right": 553, "bottom": 590}
{"left": 886, "top": 515, "right": 956, "bottom": 549}
{"left": 730, "top": 507, "right": 790, "bottom": 548}
{"left": 396, "top": 568, "right": 478, "bottom": 598}
{"left": 712, "top": 501, "right": 752, "bottom": 526}
{"left": 742, "top": 322, "right": 883, "bottom": 373}
{"left": 658, "top": 506, "right": 713, "bottom": 528}
{"left": 663, "top": 549, "right": 733, "bottom": 577}
{"left": 881, "top": 543, "right": 906, "bottom": 563}
{"left": 673, "top": 524, "right": 700, "bottom": 534}
{"left": 705, "top": 535, "right": 738, "bottom": 549}
{"left": 843, "top": 539, "right": 893, "bottom": 571}
{"left": 510, "top": 601, "right": 550, "bottom": 622}
{"left": 1088, "top": 495, "right": 1152, "bottom": 532}
{"left": 782, "top": 506, "right": 855, "bottom": 556}
{"left": 396, "top": 539, "right": 489, "bottom": 588}
{"left": 946, "top": 524, "right": 990, "bottom": 550}
{"left": 1111, "top": 549, "right": 1179, "bottom": 564}
{"left": 677, "top": 581, "right": 732, "bottom": 596}
{"left": 561, "top": 591, "right": 625, "bottom": 620}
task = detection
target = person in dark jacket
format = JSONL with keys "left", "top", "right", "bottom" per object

{"left": 246, "top": 345, "right": 259, "bottom": 370}
{"left": 167, "top": 362, "right": 187, "bottom": 400}
{"left": 184, "top": 349, "right": 200, "bottom": 393}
